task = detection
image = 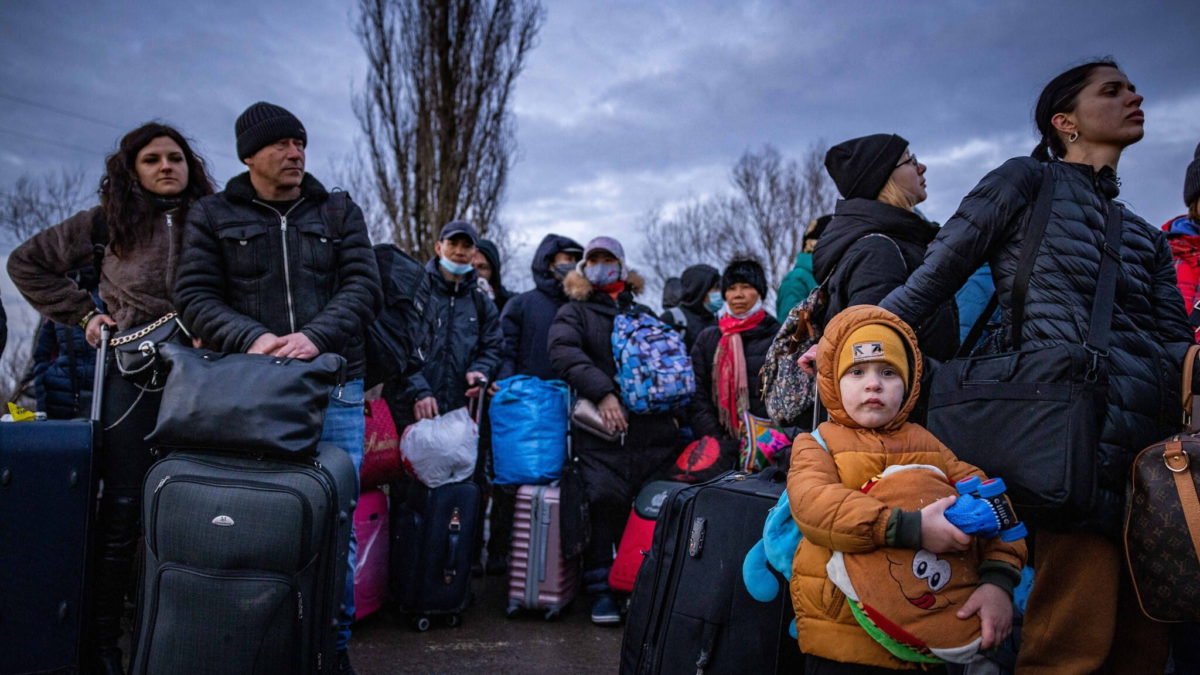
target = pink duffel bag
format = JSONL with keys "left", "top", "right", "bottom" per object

{"left": 353, "top": 489, "right": 390, "bottom": 621}
{"left": 360, "top": 399, "right": 404, "bottom": 489}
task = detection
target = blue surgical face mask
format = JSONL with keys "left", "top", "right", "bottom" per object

{"left": 583, "top": 263, "right": 621, "bottom": 286}
{"left": 439, "top": 256, "right": 474, "bottom": 276}
{"left": 706, "top": 291, "right": 724, "bottom": 313}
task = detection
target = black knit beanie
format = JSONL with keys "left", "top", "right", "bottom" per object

{"left": 824, "top": 134, "right": 909, "bottom": 200}
{"left": 721, "top": 258, "right": 767, "bottom": 300}
{"left": 235, "top": 102, "right": 307, "bottom": 160}
{"left": 1185, "top": 141, "right": 1200, "bottom": 208}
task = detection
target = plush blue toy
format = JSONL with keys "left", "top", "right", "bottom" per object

{"left": 742, "top": 489, "right": 802, "bottom": 639}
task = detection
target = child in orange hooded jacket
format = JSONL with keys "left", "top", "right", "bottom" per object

{"left": 787, "top": 305, "right": 1026, "bottom": 671}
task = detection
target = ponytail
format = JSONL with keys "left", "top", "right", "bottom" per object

{"left": 1031, "top": 140, "right": 1053, "bottom": 162}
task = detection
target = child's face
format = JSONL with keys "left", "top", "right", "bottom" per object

{"left": 838, "top": 361, "right": 905, "bottom": 428}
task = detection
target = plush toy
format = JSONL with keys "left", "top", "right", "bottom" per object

{"left": 742, "top": 489, "right": 802, "bottom": 638}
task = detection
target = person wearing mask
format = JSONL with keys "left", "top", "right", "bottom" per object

{"left": 676, "top": 263, "right": 722, "bottom": 350}
{"left": 485, "top": 233, "right": 583, "bottom": 575}
{"left": 872, "top": 61, "right": 1192, "bottom": 674}
{"left": 474, "top": 238, "right": 516, "bottom": 314}
{"left": 387, "top": 220, "right": 503, "bottom": 427}
{"left": 688, "top": 257, "right": 781, "bottom": 448}
{"left": 776, "top": 215, "right": 829, "bottom": 317}
{"left": 548, "top": 236, "right": 680, "bottom": 626}
{"left": 8, "top": 122, "right": 214, "bottom": 673}
{"left": 813, "top": 134, "right": 959, "bottom": 367}
{"left": 174, "top": 102, "right": 380, "bottom": 675}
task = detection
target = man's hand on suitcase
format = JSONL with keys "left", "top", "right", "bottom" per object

{"left": 465, "top": 372, "right": 487, "bottom": 399}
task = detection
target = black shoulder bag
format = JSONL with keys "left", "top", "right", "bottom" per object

{"left": 926, "top": 165, "right": 1123, "bottom": 530}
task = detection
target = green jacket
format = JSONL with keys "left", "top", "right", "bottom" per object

{"left": 775, "top": 251, "right": 816, "bottom": 317}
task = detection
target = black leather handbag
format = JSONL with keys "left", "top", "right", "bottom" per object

{"left": 927, "top": 165, "right": 1123, "bottom": 530}
{"left": 146, "top": 344, "right": 346, "bottom": 455}
{"left": 109, "top": 313, "right": 191, "bottom": 388}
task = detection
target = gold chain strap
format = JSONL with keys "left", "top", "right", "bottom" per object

{"left": 108, "top": 312, "right": 178, "bottom": 347}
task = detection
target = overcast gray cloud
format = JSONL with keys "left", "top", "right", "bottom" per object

{"left": 2, "top": 0, "right": 1199, "bottom": 310}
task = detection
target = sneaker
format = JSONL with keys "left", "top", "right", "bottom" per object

{"left": 335, "top": 649, "right": 357, "bottom": 675}
{"left": 590, "top": 593, "right": 622, "bottom": 626}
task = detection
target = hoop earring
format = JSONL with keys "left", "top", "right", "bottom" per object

{"left": 1068, "top": 131, "right": 1079, "bottom": 143}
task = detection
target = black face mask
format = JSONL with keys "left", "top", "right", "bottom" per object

{"left": 552, "top": 262, "right": 575, "bottom": 280}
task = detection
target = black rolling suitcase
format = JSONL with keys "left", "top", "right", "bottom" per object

{"left": 389, "top": 478, "right": 481, "bottom": 630}
{"left": 620, "top": 469, "right": 802, "bottom": 675}
{"left": 130, "top": 441, "right": 356, "bottom": 675}
{"left": 0, "top": 329, "right": 107, "bottom": 673}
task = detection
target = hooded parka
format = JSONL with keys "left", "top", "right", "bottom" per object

{"left": 496, "top": 234, "right": 583, "bottom": 381}
{"left": 881, "top": 158, "right": 1194, "bottom": 534}
{"left": 677, "top": 264, "right": 721, "bottom": 350}
{"left": 476, "top": 239, "right": 516, "bottom": 314}
{"left": 813, "top": 199, "right": 959, "bottom": 362}
{"left": 547, "top": 269, "right": 680, "bottom": 507}
{"left": 787, "top": 305, "right": 1026, "bottom": 669}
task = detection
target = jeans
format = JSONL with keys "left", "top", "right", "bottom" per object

{"left": 319, "top": 378, "right": 365, "bottom": 651}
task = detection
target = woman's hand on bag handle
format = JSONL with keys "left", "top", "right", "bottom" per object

{"left": 413, "top": 396, "right": 439, "bottom": 421}
{"left": 919, "top": 496, "right": 972, "bottom": 553}
{"left": 798, "top": 343, "right": 819, "bottom": 375}
{"left": 599, "top": 393, "right": 628, "bottom": 433}
{"left": 85, "top": 313, "right": 118, "bottom": 348}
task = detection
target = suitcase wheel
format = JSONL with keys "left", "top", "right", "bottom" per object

{"left": 412, "top": 616, "right": 432, "bottom": 632}
{"left": 505, "top": 600, "right": 520, "bottom": 619}
{"left": 543, "top": 607, "right": 561, "bottom": 621}
{"left": 445, "top": 613, "right": 462, "bottom": 628}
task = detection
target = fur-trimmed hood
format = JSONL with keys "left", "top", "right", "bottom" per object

{"left": 563, "top": 268, "right": 645, "bottom": 302}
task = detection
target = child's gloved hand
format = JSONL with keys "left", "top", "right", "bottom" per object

{"left": 956, "top": 583, "right": 1013, "bottom": 649}
{"left": 920, "top": 496, "right": 971, "bottom": 553}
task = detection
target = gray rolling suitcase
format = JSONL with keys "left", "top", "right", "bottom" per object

{"left": 130, "top": 442, "right": 355, "bottom": 674}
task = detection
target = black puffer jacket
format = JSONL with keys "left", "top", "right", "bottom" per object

{"left": 175, "top": 173, "right": 381, "bottom": 378}
{"left": 678, "top": 264, "right": 720, "bottom": 350}
{"left": 496, "top": 233, "right": 583, "bottom": 381}
{"left": 688, "top": 314, "right": 781, "bottom": 441}
{"left": 547, "top": 269, "right": 680, "bottom": 507}
{"left": 881, "top": 158, "right": 1194, "bottom": 531}
{"left": 390, "top": 259, "right": 503, "bottom": 423}
{"left": 813, "top": 199, "right": 959, "bottom": 362}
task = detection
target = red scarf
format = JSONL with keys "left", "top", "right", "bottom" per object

{"left": 713, "top": 308, "right": 766, "bottom": 435}
{"left": 598, "top": 280, "right": 626, "bottom": 299}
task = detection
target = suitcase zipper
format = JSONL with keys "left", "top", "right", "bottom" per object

{"left": 148, "top": 474, "right": 313, "bottom": 567}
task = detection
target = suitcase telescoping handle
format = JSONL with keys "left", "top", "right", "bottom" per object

{"left": 468, "top": 376, "right": 488, "bottom": 425}
{"left": 90, "top": 324, "right": 112, "bottom": 423}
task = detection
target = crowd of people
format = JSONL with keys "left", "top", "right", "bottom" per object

{"left": 6, "top": 57, "right": 1200, "bottom": 675}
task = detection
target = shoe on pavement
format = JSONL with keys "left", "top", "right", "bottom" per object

{"left": 590, "top": 593, "right": 622, "bottom": 626}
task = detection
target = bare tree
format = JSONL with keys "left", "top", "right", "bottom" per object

{"left": 639, "top": 143, "right": 836, "bottom": 305}
{"left": 0, "top": 169, "right": 94, "bottom": 404}
{"left": 351, "top": 0, "right": 544, "bottom": 261}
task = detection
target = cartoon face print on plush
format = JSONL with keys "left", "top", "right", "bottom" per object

{"left": 826, "top": 464, "right": 986, "bottom": 664}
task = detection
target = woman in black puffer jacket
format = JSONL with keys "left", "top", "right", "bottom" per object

{"left": 879, "top": 61, "right": 1192, "bottom": 674}
{"left": 689, "top": 258, "right": 780, "bottom": 444}
{"left": 814, "top": 134, "right": 959, "bottom": 365}
{"left": 547, "top": 236, "right": 680, "bottom": 626}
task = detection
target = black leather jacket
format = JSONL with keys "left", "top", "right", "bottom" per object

{"left": 175, "top": 173, "right": 381, "bottom": 379}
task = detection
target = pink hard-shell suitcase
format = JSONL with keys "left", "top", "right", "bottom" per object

{"left": 353, "top": 489, "right": 390, "bottom": 621}
{"left": 506, "top": 484, "right": 578, "bottom": 619}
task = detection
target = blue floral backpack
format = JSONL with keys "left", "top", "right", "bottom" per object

{"left": 611, "top": 312, "right": 695, "bottom": 414}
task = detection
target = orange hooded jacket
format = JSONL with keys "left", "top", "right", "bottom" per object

{"left": 786, "top": 305, "right": 1026, "bottom": 669}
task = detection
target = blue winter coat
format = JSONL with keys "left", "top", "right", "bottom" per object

{"left": 32, "top": 318, "right": 96, "bottom": 419}
{"left": 496, "top": 233, "right": 583, "bottom": 381}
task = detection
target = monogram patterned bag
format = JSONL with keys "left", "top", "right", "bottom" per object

{"left": 1125, "top": 345, "right": 1200, "bottom": 622}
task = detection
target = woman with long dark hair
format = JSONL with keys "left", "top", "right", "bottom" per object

{"left": 872, "top": 61, "right": 1192, "bottom": 673}
{"left": 9, "top": 122, "right": 213, "bottom": 673}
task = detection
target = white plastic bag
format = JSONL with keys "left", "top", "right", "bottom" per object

{"left": 399, "top": 406, "right": 478, "bottom": 488}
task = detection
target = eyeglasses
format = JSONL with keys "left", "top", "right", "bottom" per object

{"left": 895, "top": 154, "right": 919, "bottom": 169}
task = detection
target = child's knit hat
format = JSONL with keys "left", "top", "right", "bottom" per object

{"left": 836, "top": 322, "right": 910, "bottom": 389}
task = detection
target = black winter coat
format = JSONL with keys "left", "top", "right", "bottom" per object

{"left": 881, "top": 158, "right": 1194, "bottom": 532}
{"left": 813, "top": 199, "right": 959, "bottom": 362}
{"left": 688, "top": 314, "right": 781, "bottom": 441}
{"left": 32, "top": 318, "right": 96, "bottom": 419}
{"left": 678, "top": 264, "right": 720, "bottom": 350}
{"left": 175, "top": 174, "right": 381, "bottom": 378}
{"left": 391, "top": 259, "right": 503, "bottom": 422}
{"left": 496, "top": 234, "right": 583, "bottom": 381}
{"left": 547, "top": 269, "right": 680, "bottom": 507}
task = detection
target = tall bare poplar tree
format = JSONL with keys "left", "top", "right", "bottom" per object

{"left": 352, "top": 0, "right": 544, "bottom": 259}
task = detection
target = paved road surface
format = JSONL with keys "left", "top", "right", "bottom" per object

{"left": 350, "top": 572, "right": 622, "bottom": 674}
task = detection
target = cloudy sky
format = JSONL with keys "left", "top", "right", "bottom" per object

{"left": 2, "top": 0, "right": 1199, "bottom": 328}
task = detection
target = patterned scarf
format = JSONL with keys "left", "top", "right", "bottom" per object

{"left": 714, "top": 307, "right": 766, "bottom": 435}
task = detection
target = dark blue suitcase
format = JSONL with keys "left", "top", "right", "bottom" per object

{"left": 390, "top": 479, "right": 481, "bottom": 631}
{"left": 0, "top": 336, "right": 105, "bottom": 673}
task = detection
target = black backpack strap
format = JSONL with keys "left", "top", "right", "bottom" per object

{"left": 1009, "top": 165, "right": 1055, "bottom": 349}
{"left": 958, "top": 292, "right": 999, "bottom": 357}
